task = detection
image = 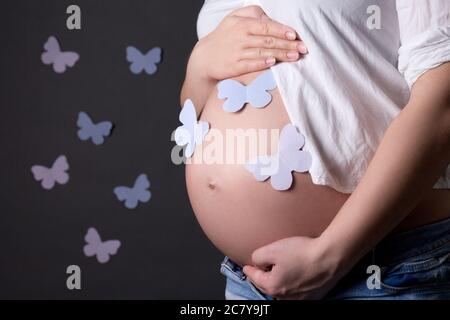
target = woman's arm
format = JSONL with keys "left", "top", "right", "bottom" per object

{"left": 321, "top": 62, "right": 450, "bottom": 274}
{"left": 243, "top": 62, "right": 450, "bottom": 299}
{"left": 180, "top": 5, "right": 307, "bottom": 113}
{"left": 180, "top": 43, "right": 218, "bottom": 113}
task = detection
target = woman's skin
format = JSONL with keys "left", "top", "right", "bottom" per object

{"left": 180, "top": 6, "right": 308, "bottom": 111}
{"left": 186, "top": 71, "right": 350, "bottom": 267}
{"left": 181, "top": 5, "right": 450, "bottom": 299}
{"left": 243, "top": 63, "right": 450, "bottom": 299}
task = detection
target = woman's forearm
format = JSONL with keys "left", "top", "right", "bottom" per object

{"left": 180, "top": 6, "right": 305, "bottom": 113}
{"left": 321, "top": 63, "right": 450, "bottom": 273}
{"left": 180, "top": 42, "right": 217, "bottom": 113}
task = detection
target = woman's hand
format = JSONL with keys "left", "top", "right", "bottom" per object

{"left": 181, "top": 5, "right": 307, "bottom": 117}
{"left": 243, "top": 236, "right": 347, "bottom": 300}
{"left": 244, "top": 63, "right": 450, "bottom": 300}
{"left": 191, "top": 5, "right": 307, "bottom": 82}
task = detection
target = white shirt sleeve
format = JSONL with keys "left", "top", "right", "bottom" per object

{"left": 396, "top": 0, "right": 450, "bottom": 88}
{"left": 196, "top": 0, "right": 245, "bottom": 39}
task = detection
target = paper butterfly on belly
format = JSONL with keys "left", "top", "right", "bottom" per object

{"left": 83, "top": 227, "right": 121, "bottom": 264}
{"left": 114, "top": 173, "right": 151, "bottom": 209}
{"left": 41, "top": 36, "right": 79, "bottom": 73}
{"left": 77, "top": 111, "right": 113, "bottom": 146}
{"left": 31, "top": 155, "right": 69, "bottom": 190}
{"left": 126, "top": 46, "right": 162, "bottom": 75}
{"left": 217, "top": 70, "right": 277, "bottom": 112}
{"left": 174, "top": 99, "right": 209, "bottom": 158}
{"left": 245, "top": 124, "right": 312, "bottom": 191}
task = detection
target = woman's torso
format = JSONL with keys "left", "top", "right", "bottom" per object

{"left": 186, "top": 71, "right": 450, "bottom": 267}
{"left": 187, "top": 0, "right": 450, "bottom": 266}
{"left": 186, "top": 72, "right": 347, "bottom": 266}
{"left": 197, "top": 0, "right": 450, "bottom": 192}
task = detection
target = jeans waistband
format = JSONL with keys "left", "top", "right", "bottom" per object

{"left": 223, "top": 217, "right": 450, "bottom": 281}
{"left": 366, "top": 216, "right": 450, "bottom": 267}
{"left": 221, "top": 256, "right": 246, "bottom": 280}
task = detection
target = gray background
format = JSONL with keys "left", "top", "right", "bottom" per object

{"left": 0, "top": 0, "right": 225, "bottom": 299}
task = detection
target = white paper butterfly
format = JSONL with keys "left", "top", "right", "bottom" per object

{"left": 41, "top": 36, "right": 79, "bottom": 73}
{"left": 113, "top": 174, "right": 152, "bottom": 210}
{"left": 245, "top": 124, "right": 312, "bottom": 190}
{"left": 174, "top": 99, "right": 209, "bottom": 158}
{"left": 77, "top": 111, "right": 113, "bottom": 146}
{"left": 31, "top": 155, "right": 69, "bottom": 190}
{"left": 217, "top": 70, "right": 277, "bottom": 112}
{"left": 126, "top": 46, "right": 162, "bottom": 75}
{"left": 83, "top": 227, "right": 121, "bottom": 264}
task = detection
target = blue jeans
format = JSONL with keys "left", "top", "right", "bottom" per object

{"left": 220, "top": 217, "right": 450, "bottom": 300}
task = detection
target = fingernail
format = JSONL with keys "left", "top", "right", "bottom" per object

{"left": 287, "top": 51, "right": 299, "bottom": 59}
{"left": 266, "top": 57, "right": 276, "bottom": 65}
{"left": 285, "top": 31, "right": 296, "bottom": 40}
{"left": 298, "top": 44, "right": 308, "bottom": 54}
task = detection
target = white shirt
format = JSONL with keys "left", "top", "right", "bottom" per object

{"left": 197, "top": 0, "right": 450, "bottom": 193}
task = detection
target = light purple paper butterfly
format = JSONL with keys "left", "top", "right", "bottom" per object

{"left": 41, "top": 36, "right": 79, "bottom": 73}
{"left": 245, "top": 124, "right": 312, "bottom": 191}
{"left": 174, "top": 99, "right": 209, "bottom": 158}
{"left": 217, "top": 70, "right": 277, "bottom": 112}
{"left": 83, "top": 227, "right": 121, "bottom": 264}
{"left": 126, "top": 46, "right": 162, "bottom": 75}
{"left": 77, "top": 111, "right": 113, "bottom": 145}
{"left": 114, "top": 173, "right": 151, "bottom": 209}
{"left": 31, "top": 155, "right": 69, "bottom": 190}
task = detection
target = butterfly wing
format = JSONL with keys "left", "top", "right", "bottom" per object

{"left": 217, "top": 79, "right": 247, "bottom": 112}
{"left": 147, "top": 47, "right": 162, "bottom": 63}
{"left": 245, "top": 155, "right": 273, "bottom": 182}
{"left": 83, "top": 227, "right": 101, "bottom": 257}
{"left": 259, "top": 150, "right": 296, "bottom": 191}
{"left": 77, "top": 112, "right": 112, "bottom": 145}
{"left": 60, "top": 52, "right": 79, "bottom": 67}
{"left": 178, "top": 99, "right": 197, "bottom": 125}
{"left": 133, "top": 174, "right": 151, "bottom": 204}
{"left": 247, "top": 70, "right": 277, "bottom": 108}
{"left": 286, "top": 150, "right": 313, "bottom": 173}
{"left": 77, "top": 111, "right": 94, "bottom": 141}
{"left": 278, "top": 124, "right": 312, "bottom": 173}
{"left": 41, "top": 36, "right": 60, "bottom": 65}
{"left": 183, "top": 134, "right": 197, "bottom": 158}
{"left": 175, "top": 100, "right": 197, "bottom": 157}
{"left": 51, "top": 155, "right": 69, "bottom": 185}
{"left": 31, "top": 165, "right": 55, "bottom": 190}
{"left": 53, "top": 52, "right": 79, "bottom": 73}
{"left": 269, "top": 164, "right": 294, "bottom": 191}
{"left": 124, "top": 196, "right": 139, "bottom": 210}
{"left": 126, "top": 46, "right": 145, "bottom": 74}
{"left": 96, "top": 240, "right": 121, "bottom": 264}
{"left": 174, "top": 125, "right": 191, "bottom": 147}
{"left": 114, "top": 186, "right": 137, "bottom": 209}
{"left": 143, "top": 47, "right": 162, "bottom": 75}
{"left": 279, "top": 124, "right": 305, "bottom": 153}
{"left": 134, "top": 173, "right": 150, "bottom": 189}
{"left": 91, "top": 121, "right": 113, "bottom": 145}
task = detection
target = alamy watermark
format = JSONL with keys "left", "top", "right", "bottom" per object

{"left": 66, "top": 5, "right": 81, "bottom": 30}
{"left": 171, "top": 127, "right": 281, "bottom": 168}
{"left": 366, "top": 5, "right": 381, "bottom": 30}
{"left": 66, "top": 265, "right": 81, "bottom": 290}
{"left": 366, "top": 264, "right": 381, "bottom": 290}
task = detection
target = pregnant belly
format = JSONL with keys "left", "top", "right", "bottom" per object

{"left": 185, "top": 70, "right": 349, "bottom": 266}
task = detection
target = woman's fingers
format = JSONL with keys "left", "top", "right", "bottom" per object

{"left": 231, "top": 5, "right": 271, "bottom": 19}
{"left": 241, "top": 48, "right": 300, "bottom": 62}
{"left": 247, "top": 18, "right": 298, "bottom": 40}
{"left": 232, "top": 6, "right": 298, "bottom": 40}
{"left": 234, "top": 58, "right": 276, "bottom": 74}
{"left": 246, "top": 35, "right": 307, "bottom": 53}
